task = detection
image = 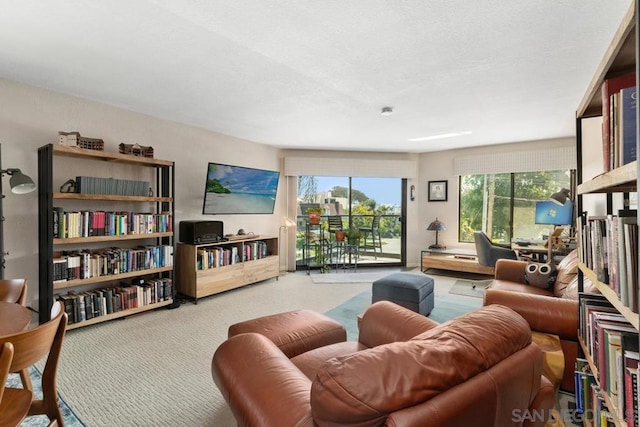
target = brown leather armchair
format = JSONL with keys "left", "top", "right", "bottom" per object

{"left": 483, "top": 249, "right": 596, "bottom": 392}
{"left": 212, "top": 301, "right": 555, "bottom": 427}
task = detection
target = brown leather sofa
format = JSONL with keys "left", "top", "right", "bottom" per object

{"left": 484, "top": 249, "right": 596, "bottom": 392}
{"left": 212, "top": 301, "right": 555, "bottom": 427}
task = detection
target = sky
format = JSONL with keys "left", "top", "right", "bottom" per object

{"left": 315, "top": 176, "right": 401, "bottom": 206}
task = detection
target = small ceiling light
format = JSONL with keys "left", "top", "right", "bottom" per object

{"left": 381, "top": 107, "right": 393, "bottom": 116}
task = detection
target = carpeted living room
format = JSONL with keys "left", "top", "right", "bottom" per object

{"left": 0, "top": 2, "right": 635, "bottom": 426}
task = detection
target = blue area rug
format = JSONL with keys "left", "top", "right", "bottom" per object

{"left": 5, "top": 366, "right": 85, "bottom": 426}
{"left": 325, "top": 291, "right": 482, "bottom": 340}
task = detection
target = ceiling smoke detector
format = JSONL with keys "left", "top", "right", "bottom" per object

{"left": 381, "top": 106, "right": 393, "bottom": 116}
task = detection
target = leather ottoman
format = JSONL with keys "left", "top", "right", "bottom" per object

{"left": 372, "top": 272, "right": 435, "bottom": 315}
{"left": 228, "top": 309, "right": 347, "bottom": 358}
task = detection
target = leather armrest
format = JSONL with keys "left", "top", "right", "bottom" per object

{"left": 483, "top": 289, "right": 578, "bottom": 341}
{"left": 358, "top": 300, "right": 439, "bottom": 348}
{"left": 212, "top": 333, "right": 314, "bottom": 426}
{"left": 494, "top": 259, "right": 528, "bottom": 283}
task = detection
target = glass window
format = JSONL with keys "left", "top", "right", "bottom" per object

{"left": 459, "top": 170, "right": 572, "bottom": 244}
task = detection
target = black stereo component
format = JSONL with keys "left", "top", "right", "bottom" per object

{"left": 179, "top": 220, "right": 224, "bottom": 244}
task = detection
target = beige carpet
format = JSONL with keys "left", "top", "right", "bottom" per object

{"left": 38, "top": 270, "right": 494, "bottom": 426}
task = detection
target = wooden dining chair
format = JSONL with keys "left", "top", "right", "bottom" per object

{"left": 0, "top": 301, "right": 68, "bottom": 427}
{"left": 0, "top": 278, "right": 27, "bottom": 306}
{"left": 0, "top": 342, "right": 31, "bottom": 426}
{"left": 0, "top": 279, "right": 31, "bottom": 391}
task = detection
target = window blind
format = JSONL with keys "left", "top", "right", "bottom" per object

{"left": 453, "top": 146, "right": 576, "bottom": 176}
{"left": 283, "top": 157, "right": 417, "bottom": 178}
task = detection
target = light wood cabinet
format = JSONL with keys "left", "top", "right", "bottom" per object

{"left": 176, "top": 236, "right": 279, "bottom": 302}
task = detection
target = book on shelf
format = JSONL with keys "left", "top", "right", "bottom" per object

{"left": 601, "top": 73, "right": 635, "bottom": 172}
{"left": 620, "top": 85, "right": 637, "bottom": 165}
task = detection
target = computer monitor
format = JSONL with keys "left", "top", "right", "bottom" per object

{"left": 534, "top": 200, "right": 573, "bottom": 226}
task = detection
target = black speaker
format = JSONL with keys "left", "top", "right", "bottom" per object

{"left": 179, "top": 220, "right": 224, "bottom": 244}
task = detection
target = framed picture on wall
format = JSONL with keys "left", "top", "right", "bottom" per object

{"left": 428, "top": 180, "right": 448, "bottom": 202}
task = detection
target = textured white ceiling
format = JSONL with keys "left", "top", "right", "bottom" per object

{"left": 0, "top": 1, "right": 632, "bottom": 152}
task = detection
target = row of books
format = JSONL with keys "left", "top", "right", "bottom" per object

{"left": 53, "top": 209, "right": 173, "bottom": 238}
{"left": 575, "top": 358, "right": 626, "bottom": 426}
{"left": 52, "top": 245, "right": 174, "bottom": 282}
{"left": 601, "top": 73, "right": 637, "bottom": 172}
{"left": 578, "top": 293, "right": 639, "bottom": 426}
{"left": 57, "top": 278, "right": 173, "bottom": 324}
{"left": 75, "top": 175, "right": 150, "bottom": 196}
{"left": 577, "top": 211, "right": 638, "bottom": 313}
{"left": 196, "top": 241, "right": 269, "bottom": 270}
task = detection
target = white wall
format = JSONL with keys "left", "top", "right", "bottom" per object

{"left": 0, "top": 78, "right": 283, "bottom": 309}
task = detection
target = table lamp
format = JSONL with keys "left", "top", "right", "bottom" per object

{"left": 427, "top": 218, "right": 446, "bottom": 249}
{"left": 550, "top": 188, "right": 570, "bottom": 205}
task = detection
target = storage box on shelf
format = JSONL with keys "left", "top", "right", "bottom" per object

{"left": 38, "top": 143, "right": 175, "bottom": 329}
{"left": 175, "top": 236, "right": 279, "bottom": 303}
{"left": 575, "top": 2, "right": 639, "bottom": 425}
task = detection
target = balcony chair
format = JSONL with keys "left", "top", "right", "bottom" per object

{"left": 474, "top": 231, "right": 517, "bottom": 267}
{"left": 327, "top": 215, "right": 344, "bottom": 240}
{"left": 0, "top": 301, "right": 68, "bottom": 427}
{"left": 359, "top": 215, "right": 382, "bottom": 259}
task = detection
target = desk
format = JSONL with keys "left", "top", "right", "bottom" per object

{"left": 512, "top": 242, "right": 574, "bottom": 262}
{"left": 0, "top": 302, "right": 31, "bottom": 335}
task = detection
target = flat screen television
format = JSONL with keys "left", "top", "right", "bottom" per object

{"left": 202, "top": 162, "right": 280, "bottom": 215}
{"left": 534, "top": 200, "right": 573, "bottom": 226}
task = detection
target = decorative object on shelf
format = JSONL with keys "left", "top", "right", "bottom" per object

{"left": 428, "top": 180, "right": 448, "bottom": 202}
{"left": 119, "top": 143, "right": 154, "bottom": 158}
{"left": 0, "top": 144, "right": 37, "bottom": 279}
{"left": 427, "top": 218, "right": 446, "bottom": 249}
{"left": 59, "top": 179, "right": 76, "bottom": 193}
{"left": 550, "top": 188, "right": 571, "bottom": 205}
{"left": 57, "top": 131, "right": 104, "bottom": 151}
{"left": 306, "top": 207, "right": 323, "bottom": 225}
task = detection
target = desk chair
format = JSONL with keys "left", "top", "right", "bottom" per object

{"left": 359, "top": 215, "right": 382, "bottom": 259}
{"left": 0, "top": 301, "right": 68, "bottom": 427}
{"left": 474, "top": 231, "right": 517, "bottom": 267}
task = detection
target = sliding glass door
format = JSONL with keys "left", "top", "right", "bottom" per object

{"left": 295, "top": 175, "right": 405, "bottom": 269}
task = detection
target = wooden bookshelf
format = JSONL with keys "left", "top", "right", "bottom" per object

{"left": 574, "top": 1, "right": 639, "bottom": 423}
{"left": 38, "top": 143, "right": 176, "bottom": 329}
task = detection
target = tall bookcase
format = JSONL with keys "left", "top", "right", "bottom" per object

{"left": 37, "top": 144, "right": 175, "bottom": 329}
{"left": 575, "top": 1, "right": 639, "bottom": 424}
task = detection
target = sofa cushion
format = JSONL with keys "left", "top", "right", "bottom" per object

{"left": 310, "top": 305, "right": 532, "bottom": 426}
{"left": 490, "top": 280, "right": 555, "bottom": 297}
{"left": 553, "top": 249, "right": 578, "bottom": 297}
{"left": 561, "top": 275, "right": 599, "bottom": 300}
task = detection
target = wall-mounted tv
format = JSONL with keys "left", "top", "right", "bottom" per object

{"left": 534, "top": 200, "right": 573, "bottom": 226}
{"left": 202, "top": 162, "right": 280, "bottom": 215}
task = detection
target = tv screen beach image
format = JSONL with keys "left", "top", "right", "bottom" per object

{"left": 203, "top": 163, "right": 279, "bottom": 214}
